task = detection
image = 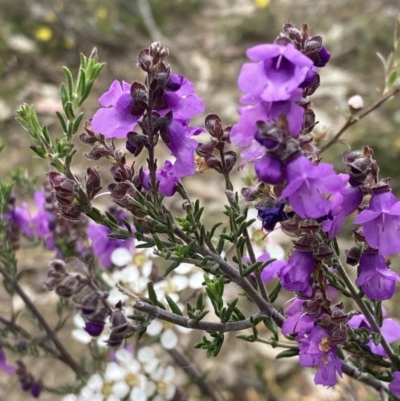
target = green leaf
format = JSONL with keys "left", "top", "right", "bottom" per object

{"left": 147, "top": 282, "right": 158, "bottom": 305}
{"left": 165, "top": 295, "right": 183, "bottom": 316}
{"left": 60, "top": 83, "right": 69, "bottom": 107}
{"left": 269, "top": 282, "right": 282, "bottom": 303}
{"left": 62, "top": 66, "right": 74, "bottom": 99}
{"left": 164, "top": 260, "right": 181, "bottom": 277}
{"left": 72, "top": 112, "right": 85, "bottom": 135}
{"left": 275, "top": 348, "right": 299, "bottom": 359}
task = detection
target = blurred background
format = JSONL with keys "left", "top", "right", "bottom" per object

{"left": 1, "top": 0, "right": 400, "bottom": 400}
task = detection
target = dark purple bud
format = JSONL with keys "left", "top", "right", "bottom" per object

{"left": 50, "top": 259, "right": 67, "bottom": 274}
{"left": 196, "top": 141, "right": 216, "bottom": 157}
{"left": 282, "top": 23, "right": 302, "bottom": 43}
{"left": 85, "top": 145, "right": 111, "bottom": 160}
{"left": 149, "top": 42, "right": 169, "bottom": 66}
{"left": 105, "top": 329, "right": 125, "bottom": 348}
{"left": 165, "top": 74, "right": 184, "bottom": 91}
{"left": 204, "top": 155, "right": 223, "bottom": 173}
{"left": 55, "top": 276, "right": 81, "bottom": 298}
{"left": 81, "top": 292, "right": 101, "bottom": 315}
{"left": 223, "top": 151, "right": 237, "bottom": 173}
{"left": 86, "top": 167, "right": 102, "bottom": 200}
{"left": 257, "top": 203, "right": 288, "bottom": 232}
{"left": 126, "top": 132, "right": 148, "bottom": 157}
{"left": 345, "top": 246, "right": 362, "bottom": 266}
{"left": 205, "top": 114, "right": 224, "bottom": 139}
{"left": 85, "top": 321, "right": 104, "bottom": 337}
{"left": 299, "top": 218, "right": 320, "bottom": 233}
{"left": 315, "top": 46, "right": 331, "bottom": 67}
{"left": 137, "top": 48, "right": 152, "bottom": 72}
{"left": 111, "top": 308, "right": 129, "bottom": 333}
{"left": 130, "top": 82, "right": 148, "bottom": 111}
{"left": 315, "top": 244, "right": 334, "bottom": 261}
{"left": 79, "top": 132, "right": 98, "bottom": 144}
{"left": 31, "top": 382, "right": 42, "bottom": 398}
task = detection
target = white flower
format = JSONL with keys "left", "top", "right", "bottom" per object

{"left": 71, "top": 313, "right": 110, "bottom": 348}
{"left": 146, "top": 319, "right": 190, "bottom": 350}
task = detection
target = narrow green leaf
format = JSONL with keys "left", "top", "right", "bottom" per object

{"left": 165, "top": 295, "right": 183, "bottom": 316}
{"left": 62, "top": 66, "right": 74, "bottom": 99}
{"left": 72, "top": 112, "right": 85, "bottom": 135}
{"left": 275, "top": 348, "right": 299, "bottom": 359}
{"left": 147, "top": 282, "right": 158, "bottom": 305}
{"left": 164, "top": 260, "right": 181, "bottom": 277}
{"left": 269, "top": 282, "right": 282, "bottom": 303}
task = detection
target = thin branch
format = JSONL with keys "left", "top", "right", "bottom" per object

{"left": 0, "top": 263, "right": 87, "bottom": 377}
{"left": 341, "top": 361, "right": 395, "bottom": 398}
{"left": 117, "top": 284, "right": 257, "bottom": 332}
{"left": 320, "top": 85, "right": 400, "bottom": 153}
{"left": 168, "top": 348, "right": 226, "bottom": 401}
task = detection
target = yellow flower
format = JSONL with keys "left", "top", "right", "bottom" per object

{"left": 254, "top": 0, "right": 270, "bottom": 8}
{"left": 96, "top": 7, "right": 108, "bottom": 20}
{"left": 35, "top": 27, "right": 53, "bottom": 42}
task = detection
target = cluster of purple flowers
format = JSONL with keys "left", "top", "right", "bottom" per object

{"left": 90, "top": 50, "right": 205, "bottom": 196}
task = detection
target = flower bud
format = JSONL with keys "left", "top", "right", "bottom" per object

{"left": 348, "top": 95, "right": 364, "bottom": 111}
{"left": 81, "top": 291, "right": 102, "bottom": 316}
{"left": 345, "top": 246, "right": 362, "bottom": 266}
{"left": 55, "top": 276, "right": 81, "bottom": 298}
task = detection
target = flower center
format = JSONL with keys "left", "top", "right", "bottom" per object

{"left": 125, "top": 373, "right": 138, "bottom": 387}
{"left": 319, "top": 336, "right": 331, "bottom": 352}
{"left": 102, "top": 382, "right": 113, "bottom": 396}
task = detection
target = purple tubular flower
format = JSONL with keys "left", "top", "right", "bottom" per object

{"left": 142, "top": 160, "right": 179, "bottom": 197}
{"left": 255, "top": 154, "right": 284, "bottom": 184}
{"left": 322, "top": 183, "right": 363, "bottom": 239}
{"left": 355, "top": 251, "right": 400, "bottom": 300}
{"left": 0, "top": 348, "right": 16, "bottom": 375}
{"left": 260, "top": 258, "right": 285, "bottom": 283}
{"left": 164, "top": 120, "right": 199, "bottom": 178}
{"left": 280, "top": 156, "right": 345, "bottom": 218}
{"left": 299, "top": 326, "right": 342, "bottom": 387}
{"left": 91, "top": 80, "right": 140, "bottom": 139}
{"left": 31, "top": 191, "right": 56, "bottom": 250}
{"left": 389, "top": 372, "right": 400, "bottom": 397}
{"left": 277, "top": 250, "right": 315, "bottom": 296}
{"left": 231, "top": 92, "right": 304, "bottom": 147}
{"left": 348, "top": 314, "right": 400, "bottom": 356}
{"left": 31, "top": 383, "right": 41, "bottom": 398}
{"left": 7, "top": 203, "right": 32, "bottom": 237}
{"left": 315, "top": 46, "right": 331, "bottom": 68}
{"left": 238, "top": 43, "right": 313, "bottom": 102}
{"left": 354, "top": 189, "right": 400, "bottom": 256}
{"left": 87, "top": 222, "right": 134, "bottom": 268}
{"left": 85, "top": 321, "right": 105, "bottom": 337}
{"left": 282, "top": 299, "right": 316, "bottom": 337}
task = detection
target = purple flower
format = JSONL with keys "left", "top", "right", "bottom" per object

{"left": 322, "top": 182, "right": 363, "bottom": 239}
{"left": 280, "top": 156, "right": 345, "bottom": 218}
{"left": 299, "top": 325, "right": 342, "bottom": 387}
{"left": 0, "top": 348, "right": 15, "bottom": 375}
{"left": 282, "top": 299, "right": 316, "bottom": 337}
{"left": 91, "top": 75, "right": 205, "bottom": 139}
{"left": 162, "top": 120, "right": 199, "bottom": 178}
{"left": 231, "top": 93, "right": 304, "bottom": 148}
{"left": 85, "top": 321, "right": 105, "bottom": 337}
{"left": 255, "top": 154, "right": 284, "bottom": 184}
{"left": 31, "top": 191, "right": 57, "bottom": 250}
{"left": 315, "top": 46, "right": 331, "bottom": 68}
{"left": 389, "top": 372, "right": 400, "bottom": 397}
{"left": 87, "top": 221, "right": 134, "bottom": 268}
{"left": 142, "top": 160, "right": 179, "bottom": 197}
{"left": 355, "top": 250, "right": 400, "bottom": 300}
{"left": 348, "top": 314, "right": 400, "bottom": 356}
{"left": 260, "top": 256, "right": 285, "bottom": 283}
{"left": 7, "top": 203, "right": 32, "bottom": 237}
{"left": 91, "top": 80, "right": 140, "bottom": 139}
{"left": 257, "top": 203, "right": 289, "bottom": 232}
{"left": 354, "top": 188, "right": 400, "bottom": 256}
{"left": 238, "top": 43, "right": 313, "bottom": 103}
{"left": 277, "top": 250, "right": 315, "bottom": 296}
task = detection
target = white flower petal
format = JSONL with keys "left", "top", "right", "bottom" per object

{"left": 152, "top": 396, "right": 163, "bottom": 401}
{"left": 150, "top": 366, "right": 164, "bottom": 382}
{"left": 106, "top": 396, "right": 120, "bottom": 401}
{"left": 141, "top": 261, "right": 153, "bottom": 278}
{"left": 160, "top": 329, "right": 178, "bottom": 350}
{"left": 164, "top": 366, "right": 175, "bottom": 381}
{"left": 165, "top": 383, "right": 176, "bottom": 399}
{"left": 101, "top": 272, "right": 116, "bottom": 288}
{"left": 114, "top": 266, "right": 140, "bottom": 283}
{"left": 71, "top": 329, "right": 92, "bottom": 344}
{"left": 104, "top": 362, "right": 126, "bottom": 382}
{"left": 130, "top": 387, "right": 147, "bottom": 401}
{"left": 145, "top": 380, "right": 156, "bottom": 397}
{"left": 112, "top": 381, "right": 130, "bottom": 398}
{"left": 62, "top": 395, "right": 77, "bottom": 401}
{"left": 111, "top": 248, "right": 133, "bottom": 267}
{"left": 137, "top": 346, "right": 155, "bottom": 363}
{"left": 189, "top": 271, "right": 204, "bottom": 289}
{"left": 87, "top": 373, "right": 104, "bottom": 391}
{"left": 176, "top": 325, "right": 192, "bottom": 334}
{"left": 115, "top": 348, "right": 133, "bottom": 365}
{"left": 73, "top": 314, "right": 86, "bottom": 328}
{"left": 80, "top": 386, "right": 94, "bottom": 399}
{"left": 174, "top": 263, "right": 194, "bottom": 275}
{"left": 143, "top": 358, "right": 159, "bottom": 375}
{"left": 171, "top": 275, "right": 189, "bottom": 291}
{"left": 146, "top": 319, "right": 164, "bottom": 336}
{"left": 107, "top": 287, "right": 128, "bottom": 306}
